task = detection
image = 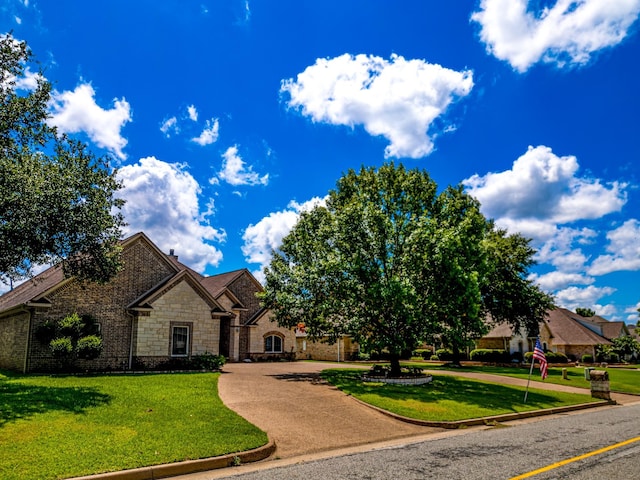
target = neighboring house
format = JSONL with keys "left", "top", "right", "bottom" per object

{"left": 0, "top": 232, "right": 295, "bottom": 373}
{"left": 477, "top": 308, "right": 619, "bottom": 361}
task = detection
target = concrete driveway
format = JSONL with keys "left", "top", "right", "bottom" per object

{"left": 217, "top": 361, "right": 441, "bottom": 459}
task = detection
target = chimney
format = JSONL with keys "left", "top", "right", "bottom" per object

{"left": 169, "top": 249, "right": 177, "bottom": 259}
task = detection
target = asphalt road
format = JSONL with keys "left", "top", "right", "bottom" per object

{"left": 188, "top": 402, "right": 640, "bottom": 480}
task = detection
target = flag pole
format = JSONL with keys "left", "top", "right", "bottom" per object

{"left": 524, "top": 349, "right": 535, "bottom": 403}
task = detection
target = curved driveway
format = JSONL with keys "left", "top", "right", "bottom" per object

{"left": 217, "top": 361, "right": 440, "bottom": 458}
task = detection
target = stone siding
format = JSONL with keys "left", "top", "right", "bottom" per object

{"left": 135, "top": 279, "right": 220, "bottom": 362}
{"left": 246, "top": 310, "right": 296, "bottom": 360}
{"left": 295, "top": 336, "right": 359, "bottom": 362}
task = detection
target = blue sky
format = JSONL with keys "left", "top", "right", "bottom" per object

{"left": 2, "top": 1, "right": 640, "bottom": 322}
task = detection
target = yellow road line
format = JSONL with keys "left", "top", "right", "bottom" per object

{"left": 510, "top": 436, "right": 640, "bottom": 479}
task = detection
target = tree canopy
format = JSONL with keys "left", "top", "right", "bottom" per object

{"left": 575, "top": 307, "right": 596, "bottom": 317}
{"left": 260, "top": 162, "right": 554, "bottom": 374}
{"left": 0, "top": 34, "right": 125, "bottom": 285}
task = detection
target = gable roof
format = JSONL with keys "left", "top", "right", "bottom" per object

{"left": 543, "top": 308, "right": 612, "bottom": 346}
{"left": 0, "top": 232, "right": 177, "bottom": 315}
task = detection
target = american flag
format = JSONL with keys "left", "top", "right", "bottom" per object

{"left": 533, "top": 338, "right": 548, "bottom": 380}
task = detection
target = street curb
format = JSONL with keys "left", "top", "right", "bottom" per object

{"left": 352, "top": 396, "right": 615, "bottom": 429}
{"left": 68, "top": 438, "right": 276, "bottom": 480}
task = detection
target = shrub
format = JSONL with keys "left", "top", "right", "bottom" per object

{"left": 582, "top": 354, "right": 594, "bottom": 364}
{"left": 191, "top": 352, "right": 226, "bottom": 371}
{"left": 50, "top": 337, "right": 73, "bottom": 358}
{"left": 58, "top": 313, "right": 85, "bottom": 337}
{"left": 469, "top": 349, "right": 510, "bottom": 363}
{"left": 34, "top": 321, "right": 57, "bottom": 344}
{"left": 435, "top": 349, "right": 455, "bottom": 361}
{"left": 545, "top": 352, "right": 568, "bottom": 364}
{"left": 76, "top": 335, "right": 103, "bottom": 360}
{"left": 430, "top": 355, "right": 439, "bottom": 361}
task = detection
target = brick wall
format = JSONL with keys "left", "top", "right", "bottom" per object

{"left": 0, "top": 311, "right": 30, "bottom": 371}
{"left": 26, "top": 238, "right": 177, "bottom": 372}
{"left": 246, "top": 310, "right": 296, "bottom": 360}
{"left": 295, "top": 336, "right": 359, "bottom": 361}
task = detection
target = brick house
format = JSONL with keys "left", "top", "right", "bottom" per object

{"left": 0, "top": 232, "right": 295, "bottom": 373}
{"left": 477, "top": 308, "right": 622, "bottom": 361}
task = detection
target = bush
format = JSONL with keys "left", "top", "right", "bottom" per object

{"left": 58, "top": 313, "right": 85, "bottom": 337}
{"left": 435, "top": 349, "right": 455, "bottom": 361}
{"left": 582, "top": 354, "right": 594, "bottom": 363}
{"left": 34, "top": 321, "right": 57, "bottom": 344}
{"left": 469, "top": 349, "right": 510, "bottom": 363}
{"left": 191, "top": 352, "right": 226, "bottom": 371}
{"left": 430, "top": 355, "right": 439, "bottom": 361}
{"left": 50, "top": 337, "right": 73, "bottom": 358}
{"left": 545, "top": 352, "right": 568, "bottom": 364}
{"left": 76, "top": 335, "right": 103, "bottom": 360}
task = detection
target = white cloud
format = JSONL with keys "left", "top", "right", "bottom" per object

{"left": 48, "top": 83, "right": 131, "bottom": 160}
{"left": 242, "top": 197, "right": 326, "bottom": 282}
{"left": 117, "top": 156, "right": 226, "bottom": 272}
{"left": 191, "top": 118, "right": 220, "bottom": 146}
{"left": 281, "top": 53, "right": 473, "bottom": 159}
{"left": 471, "top": 0, "right": 640, "bottom": 72}
{"left": 624, "top": 303, "right": 640, "bottom": 322}
{"left": 463, "top": 146, "right": 627, "bottom": 229}
{"left": 187, "top": 104, "right": 198, "bottom": 121}
{"left": 554, "top": 285, "right": 616, "bottom": 311}
{"left": 530, "top": 270, "right": 594, "bottom": 292}
{"left": 588, "top": 219, "right": 640, "bottom": 275}
{"left": 160, "top": 116, "right": 179, "bottom": 137}
{"left": 216, "top": 145, "right": 269, "bottom": 186}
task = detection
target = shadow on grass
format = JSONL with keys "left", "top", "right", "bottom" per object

{"left": 322, "top": 369, "right": 582, "bottom": 415}
{"left": 0, "top": 375, "right": 111, "bottom": 427}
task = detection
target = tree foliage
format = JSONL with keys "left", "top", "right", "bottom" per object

{"left": 576, "top": 307, "right": 596, "bottom": 317}
{"left": 0, "top": 34, "right": 124, "bottom": 285}
{"left": 260, "top": 163, "right": 553, "bottom": 374}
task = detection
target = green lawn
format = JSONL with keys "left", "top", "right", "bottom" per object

{"left": 322, "top": 369, "right": 598, "bottom": 422}
{"left": 418, "top": 364, "right": 640, "bottom": 395}
{"left": 0, "top": 371, "right": 267, "bottom": 480}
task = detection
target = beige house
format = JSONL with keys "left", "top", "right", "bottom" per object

{"left": 477, "top": 308, "right": 620, "bottom": 361}
{"left": 0, "top": 232, "right": 295, "bottom": 373}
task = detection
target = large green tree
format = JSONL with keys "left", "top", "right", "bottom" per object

{"left": 260, "top": 163, "right": 553, "bottom": 375}
{"left": 1, "top": 35, "right": 124, "bottom": 285}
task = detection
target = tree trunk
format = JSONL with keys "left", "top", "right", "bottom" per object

{"left": 451, "top": 344, "right": 462, "bottom": 366}
{"left": 389, "top": 353, "right": 402, "bottom": 377}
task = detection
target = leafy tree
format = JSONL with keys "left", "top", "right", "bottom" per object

{"left": 576, "top": 307, "right": 596, "bottom": 317}
{"left": 260, "top": 163, "right": 553, "bottom": 375}
{"left": 611, "top": 335, "right": 640, "bottom": 360}
{"left": 0, "top": 34, "right": 124, "bottom": 285}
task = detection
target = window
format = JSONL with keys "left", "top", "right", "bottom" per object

{"left": 172, "top": 326, "right": 190, "bottom": 356}
{"left": 265, "top": 334, "right": 283, "bottom": 353}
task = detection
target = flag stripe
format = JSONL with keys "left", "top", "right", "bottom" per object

{"left": 533, "top": 339, "right": 548, "bottom": 380}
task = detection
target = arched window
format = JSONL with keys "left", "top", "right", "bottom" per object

{"left": 265, "top": 334, "right": 283, "bottom": 353}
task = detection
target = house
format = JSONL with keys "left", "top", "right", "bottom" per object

{"left": 477, "top": 308, "right": 620, "bottom": 361}
{"left": 0, "top": 232, "right": 295, "bottom": 373}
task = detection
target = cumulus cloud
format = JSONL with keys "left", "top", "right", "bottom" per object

{"left": 471, "top": 0, "right": 640, "bottom": 72}
{"left": 48, "top": 83, "right": 132, "bottom": 159}
{"left": 281, "top": 53, "right": 473, "bottom": 159}
{"left": 117, "top": 156, "right": 226, "bottom": 272}
{"left": 191, "top": 118, "right": 220, "bottom": 146}
{"left": 463, "top": 146, "right": 627, "bottom": 229}
{"left": 529, "top": 271, "right": 594, "bottom": 292}
{"left": 554, "top": 285, "right": 617, "bottom": 312}
{"left": 242, "top": 197, "right": 326, "bottom": 282}
{"left": 187, "top": 104, "right": 198, "bottom": 121}
{"left": 588, "top": 219, "right": 640, "bottom": 275}
{"left": 160, "top": 116, "right": 179, "bottom": 137}
{"left": 216, "top": 145, "right": 269, "bottom": 186}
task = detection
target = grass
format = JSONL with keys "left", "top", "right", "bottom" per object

{"left": 322, "top": 369, "right": 599, "bottom": 422}
{"left": 0, "top": 371, "right": 268, "bottom": 480}
{"left": 417, "top": 364, "right": 640, "bottom": 395}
